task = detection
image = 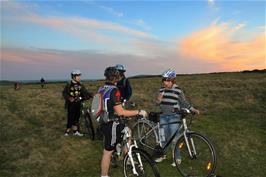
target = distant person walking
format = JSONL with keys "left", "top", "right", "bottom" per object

{"left": 155, "top": 68, "right": 200, "bottom": 166}
{"left": 62, "top": 69, "right": 93, "bottom": 136}
{"left": 14, "top": 82, "right": 20, "bottom": 90}
{"left": 40, "top": 78, "right": 45, "bottom": 88}
{"left": 115, "top": 64, "right": 132, "bottom": 102}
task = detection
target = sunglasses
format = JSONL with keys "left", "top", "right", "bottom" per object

{"left": 162, "top": 78, "right": 172, "bottom": 82}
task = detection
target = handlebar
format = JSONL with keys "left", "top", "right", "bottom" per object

{"left": 116, "top": 114, "right": 145, "bottom": 122}
{"left": 179, "top": 108, "right": 196, "bottom": 117}
{"left": 147, "top": 108, "right": 196, "bottom": 124}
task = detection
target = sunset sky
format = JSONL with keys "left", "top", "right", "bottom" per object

{"left": 1, "top": 0, "right": 265, "bottom": 80}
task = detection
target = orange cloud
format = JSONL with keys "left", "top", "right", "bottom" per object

{"left": 180, "top": 22, "right": 266, "bottom": 71}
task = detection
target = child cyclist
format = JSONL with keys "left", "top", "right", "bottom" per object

{"left": 155, "top": 69, "right": 200, "bottom": 166}
{"left": 62, "top": 69, "right": 93, "bottom": 136}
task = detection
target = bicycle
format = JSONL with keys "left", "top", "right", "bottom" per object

{"left": 78, "top": 97, "right": 95, "bottom": 140}
{"left": 110, "top": 117, "right": 161, "bottom": 177}
{"left": 132, "top": 108, "right": 217, "bottom": 177}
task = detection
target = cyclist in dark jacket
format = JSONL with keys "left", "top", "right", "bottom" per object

{"left": 115, "top": 64, "right": 132, "bottom": 102}
{"left": 62, "top": 69, "right": 93, "bottom": 136}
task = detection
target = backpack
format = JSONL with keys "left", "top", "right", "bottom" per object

{"left": 91, "top": 85, "right": 116, "bottom": 123}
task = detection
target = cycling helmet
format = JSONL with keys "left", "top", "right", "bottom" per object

{"left": 104, "top": 66, "right": 120, "bottom": 81}
{"left": 71, "top": 69, "right": 82, "bottom": 78}
{"left": 162, "top": 69, "right": 176, "bottom": 78}
{"left": 115, "top": 64, "right": 126, "bottom": 72}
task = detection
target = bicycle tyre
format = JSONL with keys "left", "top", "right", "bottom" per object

{"left": 84, "top": 113, "right": 95, "bottom": 140}
{"left": 123, "top": 148, "right": 160, "bottom": 177}
{"left": 131, "top": 120, "right": 158, "bottom": 155}
{"left": 173, "top": 132, "right": 217, "bottom": 177}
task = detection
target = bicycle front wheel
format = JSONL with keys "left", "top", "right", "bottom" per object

{"left": 173, "top": 132, "right": 216, "bottom": 177}
{"left": 84, "top": 113, "right": 95, "bottom": 140}
{"left": 123, "top": 148, "right": 160, "bottom": 177}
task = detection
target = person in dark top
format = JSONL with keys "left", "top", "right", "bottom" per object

{"left": 40, "top": 78, "right": 45, "bottom": 88}
{"left": 14, "top": 82, "right": 20, "bottom": 90}
{"left": 100, "top": 66, "right": 147, "bottom": 177}
{"left": 62, "top": 69, "right": 93, "bottom": 136}
{"left": 115, "top": 64, "right": 132, "bottom": 102}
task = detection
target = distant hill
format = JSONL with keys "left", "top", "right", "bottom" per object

{"left": 129, "top": 74, "right": 161, "bottom": 79}
{"left": 129, "top": 69, "right": 266, "bottom": 79}
{"left": 242, "top": 69, "right": 266, "bottom": 73}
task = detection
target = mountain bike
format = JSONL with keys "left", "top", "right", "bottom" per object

{"left": 78, "top": 97, "right": 95, "bottom": 140}
{"left": 110, "top": 117, "right": 161, "bottom": 177}
{"left": 132, "top": 108, "right": 217, "bottom": 177}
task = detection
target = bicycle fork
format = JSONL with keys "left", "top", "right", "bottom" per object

{"left": 127, "top": 140, "right": 144, "bottom": 176}
{"left": 182, "top": 119, "right": 197, "bottom": 159}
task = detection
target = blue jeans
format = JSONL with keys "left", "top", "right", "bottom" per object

{"left": 160, "top": 113, "right": 181, "bottom": 159}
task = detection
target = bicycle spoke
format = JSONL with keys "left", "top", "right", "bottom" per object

{"left": 132, "top": 121, "right": 158, "bottom": 156}
{"left": 124, "top": 148, "right": 160, "bottom": 177}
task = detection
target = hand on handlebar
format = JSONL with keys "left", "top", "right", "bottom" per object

{"left": 190, "top": 107, "right": 200, "bottom": 115}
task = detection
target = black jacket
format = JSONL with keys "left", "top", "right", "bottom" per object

{"left": 62, "top": 80, "right": 93, "bottom": 108}
{"left": 116, "top": 77, "right": 132, "bottom": 101}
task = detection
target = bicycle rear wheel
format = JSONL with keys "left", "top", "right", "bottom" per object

{"left": 84, "top": 113, "right": 95, "bottom": 140}
{"left": 123, "top": 148, "right": 160, "bottom": 177}
{"left": 173, "top": 132, "right": 216, "bottom": 177}
{"left": 131, "top": 120, "right": 158, "bottom": 155}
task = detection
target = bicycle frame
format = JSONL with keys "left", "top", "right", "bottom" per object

{"left": 135, "top": 110, "right": 217, "bottom": 177}
{"left": 138, "top": 120, "right": 180, "bottom": 151}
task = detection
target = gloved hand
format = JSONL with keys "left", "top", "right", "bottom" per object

{"left": 138, "top": 110, "right": 148, "bottom": 118}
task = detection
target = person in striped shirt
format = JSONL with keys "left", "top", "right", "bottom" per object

{"left": 155, "top": 69, "right": 200, "bottom": 166}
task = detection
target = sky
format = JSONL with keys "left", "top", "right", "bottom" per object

{"left": 1, "top": 0, "right": 265, "bottom": 80}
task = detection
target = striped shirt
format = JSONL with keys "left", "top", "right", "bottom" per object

{"left": 159, "top": 84, "right": 192, "bottom": 115}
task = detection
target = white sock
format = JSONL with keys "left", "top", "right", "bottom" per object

{"left": 101, "top": 176, "right": 109, "bottom": 177}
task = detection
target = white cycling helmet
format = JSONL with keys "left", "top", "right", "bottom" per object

{"left": 115, "top": 64, "right": 126, "bottom": 72}
{"left": 162, "top": 69, "right": 176, "bottom": 78}
{"left": 71, "top": 69, "right": 82, "bottom": 78}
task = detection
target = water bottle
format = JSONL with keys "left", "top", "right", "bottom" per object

{"left": 159, "top": 128, "right": 165, "bottom": 142}
{"left": 116, "top": 143, "right": 122, "bottom": 156}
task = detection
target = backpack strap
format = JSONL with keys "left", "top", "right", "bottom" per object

{"left": 99, "top": 85, "right": 116, "bottom": 112}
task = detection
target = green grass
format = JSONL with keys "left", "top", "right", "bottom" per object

{"left": 1, "top": 72, "right": 265, "bottom": 177}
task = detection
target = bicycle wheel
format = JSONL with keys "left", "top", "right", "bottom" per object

{"left": 131, "top": 120, "right": 158, "bottom": 155}
{"left": 173, "top": 132, "right": 216, "bottom": 177}
{"left": 123, "top": 148, "right": 160, "bottom": 177}
{"left": 95, "top": 125, "right": 103, "bottom": 140}
{"left": 84, "top": 113, "right": 95, "bottom": 140}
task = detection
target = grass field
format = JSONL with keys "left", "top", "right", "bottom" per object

{"left": 1, "top": 72, "right": 266, "bottom": 177}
